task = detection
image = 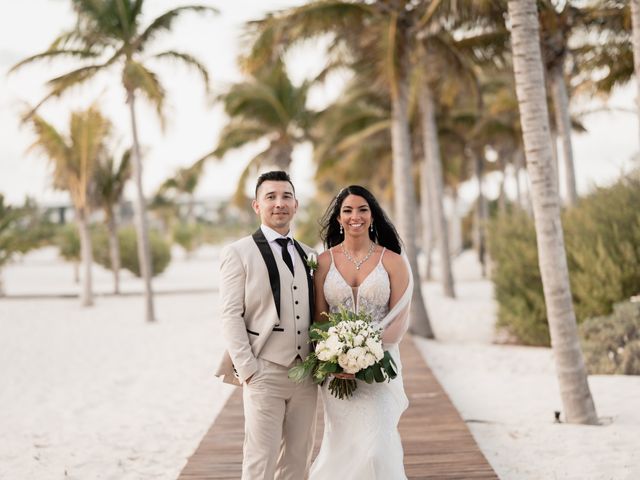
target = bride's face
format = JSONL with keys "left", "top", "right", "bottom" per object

{"left": 338, "top": 194, "right": 372, "bottom": 238}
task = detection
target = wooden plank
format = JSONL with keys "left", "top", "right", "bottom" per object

{"left": 179, "top": 336, "right": 497, "bottom": 479}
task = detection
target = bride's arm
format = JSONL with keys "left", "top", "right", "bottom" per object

{"left": 313, "top": 250, "right": 331, "bottom": 323}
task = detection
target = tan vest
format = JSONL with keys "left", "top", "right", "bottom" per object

{"left": 259, "top": 248, "right": 312, "bottom": 366}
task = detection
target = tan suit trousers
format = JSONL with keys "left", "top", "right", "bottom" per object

{"left": 242, "top": 358, "right": 318, "bottom": 480}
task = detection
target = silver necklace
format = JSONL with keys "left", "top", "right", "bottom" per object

{"left": 341, "top": 242, "right": 375, "bottom": 270}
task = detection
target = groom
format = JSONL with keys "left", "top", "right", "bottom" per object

{"left": 215, "top": 170, "right": 318, "bottom": 480}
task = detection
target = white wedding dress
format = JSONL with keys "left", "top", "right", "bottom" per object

{"left": 309, "top": 248, "right": 409, "bottom": 480}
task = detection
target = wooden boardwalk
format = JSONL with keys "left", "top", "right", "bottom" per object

{"left": 179, "top": 337, "right": 497, "bottom": 479}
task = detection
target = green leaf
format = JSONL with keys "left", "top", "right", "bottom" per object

{"left": 372, "top": 363, "right": 385, "bottom": 383}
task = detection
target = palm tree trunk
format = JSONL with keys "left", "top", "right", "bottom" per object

{"left": 106, "top": 208, "right": 121, "bottom": 295}
{"left": 498, "top": 157, "right": 507, "bottom": 214}
{"left": 127, "top": 89, "right": 156, "bottom": 322}
{"left": 419, "top": 160, "right": 435, "bottom": 281}
{"left": 550, "top": 64, "right": 578, "bottom": 207}
{"left": 514, "top": 148, "right": 524, "bottom": 209}
{"left": 508, "top": 0, "right": 598, "bottom": 425}
{"left": 449, "top": 188, "right": 462, "bottom": 256}
{"left": 471, "top": 148, "right": 487, "bottom": 277}
{"left": 76, "top": 210, "right": 93, "bottom": 307}
{"left": 418, "top": 82, "right": 455, "bottom": 298}
{"left": 551, "top": 130, "right": 560, "bottom": 193}
{"left": 631, "top": 0, "right": 640, "bottom": 147}
{"left": 390, "top": 52, "right": 433, "bottom": 338}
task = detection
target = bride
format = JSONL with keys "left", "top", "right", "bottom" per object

{"left": 309, "top": 185, "right": 412, "bottom": 480}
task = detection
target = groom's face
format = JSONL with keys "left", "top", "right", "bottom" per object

{"left": 252, "top": 180, "right": 298, "bottom": 235}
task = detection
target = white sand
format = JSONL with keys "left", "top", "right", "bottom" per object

{"left": 1, "top": 247, "right": 639, "bottom": 479}
{"left": 0, "top": 247, "right": 234, "bottom": 480}
{"left": 416, "top": 251, "right": 640, "bottom": 480}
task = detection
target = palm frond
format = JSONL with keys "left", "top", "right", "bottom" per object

{"left": 123, "top": 61, "right": 166, "bottom": 124}
{"left": 9, "top": 49, "right": 100, "bottom": 74}
{"left": 25, "top": 115, "right": 70, "bottom": 168}
{"left": 242, "top": 1, "right": 376, "bottom": 72}
{"left": 135, "top": 5, "right": 219, "bottom": 51}
{"left": 152, "top": 50, "right": 210, "bottom": 91}
{"left": 213, "top": 121, "right": 273, "bottom": 158}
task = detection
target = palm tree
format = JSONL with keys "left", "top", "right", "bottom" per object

{"left": 508, "top": 0, "right": 598, "bottom": 425}
{"left": 25, "top": 105, "right": 111, "bottom": 307}
{"left": 10, "top": 0, "right": 217, "bottom": 322}
{"left": 202, "top": 59, "right": 313, "bottom": 206}
{"left": 93, "top": 149, "right": 131, "bottom": 294}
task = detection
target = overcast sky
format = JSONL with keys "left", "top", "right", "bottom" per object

{"left": 0, "top": 0, "right": 638, "bottom": 207}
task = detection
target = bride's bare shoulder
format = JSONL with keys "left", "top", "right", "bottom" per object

{"left": 381, "top": 249, "right": 407, "bottom": 275}
{"left": 317, "top": 249, "right": 333, "bottom": 268}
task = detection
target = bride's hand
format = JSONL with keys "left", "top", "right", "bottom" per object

{"left": 333, "top": 372, "right": 355, "bottom": 379}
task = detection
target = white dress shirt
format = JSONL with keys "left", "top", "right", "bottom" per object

{"left": 260, "top": 224, "right": 296, "bottom": 268}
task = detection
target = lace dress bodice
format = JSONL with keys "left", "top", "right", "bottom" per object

{"left": 323, "top": 247, "right": 390, "bottom": 323}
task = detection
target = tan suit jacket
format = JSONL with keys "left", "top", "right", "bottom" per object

{"left": 215, "top": 229, "right": 315, "bottom": 385}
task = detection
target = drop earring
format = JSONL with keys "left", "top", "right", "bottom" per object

{"left": 370, "top": 222, "right": 374, "bottom": 233}
{"left": 339, "top": 224, "right": 344, "bottom": 235}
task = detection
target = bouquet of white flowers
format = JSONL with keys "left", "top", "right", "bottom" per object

{"left": 288, "top": 306, "right": 397, "bottom": 399}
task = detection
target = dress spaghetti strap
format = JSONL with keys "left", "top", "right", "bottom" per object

{"left": 377, "top": 247, "right": 386, "bottom": 265}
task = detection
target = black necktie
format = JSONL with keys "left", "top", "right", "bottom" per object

{"left": 275, "top": 238, "right": 294, "bottom": 275}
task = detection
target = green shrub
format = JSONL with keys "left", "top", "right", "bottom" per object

{"left": 580, "top": 300, "right": 640, "bottom": 375}
{"left": 487, "top": 209, "right": 549, "bottom": 345}
{"left": 488, "top": 175, "right": 640, "bottom": 346}
{"left": 91, "top": 225, "right": 111, "bottom": 268}
{"left": 113, "top": 227, "right": 171, "bottom": 277}
{"left": 56, "top": 224, "right": 80, "bottom": 262}
{"left": 564, "top": 177, "right": 640, "bottom": 321}
{"left": 172, "top": 222, "right": 201, "bottom": 254}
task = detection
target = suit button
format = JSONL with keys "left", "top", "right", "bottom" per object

{"left": 297, "top": 331, "right": 301, "bottom": 335}
{"left": 296, "top": 315, "right": 300, "bottom": 319}
{"left": 297, "top": 346, "right": 301, "bottom": 350}
{"left": 295, "top": 300, "right": 299, "bottom": 305}
{"left": 293, "top": 286, "right": 297, "bottom": 290}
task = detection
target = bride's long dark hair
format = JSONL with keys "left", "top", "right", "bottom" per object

{"left": 320, "top": 185, "right": 403, "bottom": 254}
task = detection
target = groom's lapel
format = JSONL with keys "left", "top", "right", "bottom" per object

{"left": 293, "top": 240, "right": 315, "bottom": 320}
{"left": 252, "top": 228, "right": 281, "bottom": 319}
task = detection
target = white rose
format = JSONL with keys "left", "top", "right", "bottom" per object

{"left": 364, "top": 352, "right": 376, "bottom": 367}
{"left": 366, "top": 337, "right": 384, "bottom": 361}
{"left": 315, "top": 341, "right": 334, "bottom": 361}
{"left": 326, "top": 335, "right": 344, "bottom": 356}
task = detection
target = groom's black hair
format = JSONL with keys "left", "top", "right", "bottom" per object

{"left": 255, "top": 170, "right": 296, "bottom": 198}
{"left": 319, "top": 185, "right": 402, "bottom": 254}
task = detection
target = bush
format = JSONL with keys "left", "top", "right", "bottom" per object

{"left": 172, "top": 222, "right": 201, "bottom": 254}
{"left": 98, "top": 226, "right": 171, "bottom": 277}
{"left": 580, "top": 300, "right": 640, "bottom": 375}
{"left": 56, "top": 224, "right": 80, "bottom": 262}
{"left": 488, "top": 174, "right": 640, "bottom": 346}
{"left": 487, "top": 209, "right": 549, "bottom": 345}
{"left": 564, "top": 177, "right": 640, "bottom": 321}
